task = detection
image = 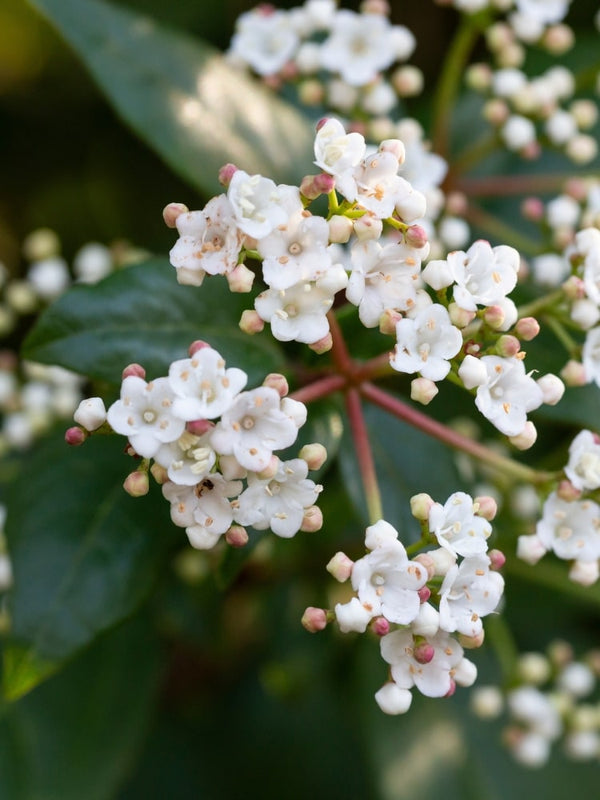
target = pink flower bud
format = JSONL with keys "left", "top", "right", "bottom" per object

{"left": 474, "top": 495, "right": 498, "bottom": 521}
{"left": 560, "top": 359, "right": 587, "bottom": 387}
{"left": 445, "top": 679, "right": 457, "bottom": 698}
{"left": 515, "top": 317, "right": 540, "bottom": 341}
{"left": 301, "top": 606, "right": 328, "bottom": 633}
{"left": 360, "top": 0, "right": 389, "bottom": 15}
{"left": 227, "top": 263, "right": 255, "bottom": 293}
{"left": 298, "top": 442, "right": 327, "bottom": 471}
{"left": 414, "top": 554, "right": 435, "bottom": 581}
{"left": 308, "top": 333, "right": 333, "bottom": 354}
{"left": 417, "top": 585, "right": 431, "bottom": 604}
{"left": 483, "top": 305, "right": 505, "bottom": 330}
{"left": 410, "top": 492, "right": 434, "bottom": 521}
{"left": 328, "top": 215, "right": 353, "bottom": 244}
{"left": 188, "top": 340, "right": 211, "bottom": 356}
{"left": 326, "top": 551, "right": 354, "bottom": 582}
{"left": 123, "top": 470, "right": 149, "bottom": 497}
{"left": 218, "top": 163, "right": 238, "bottom": 188}
{"left": 509, "top": 420, "right": 538, "bottom": 450}
{"left": 445, "top": 191, "right": 468, "bottom": 216}
{"left": 65, "top": 426, "right": 87, "bottom": 446}
{"left": 162, "top": 202, "right": 189, "bottom": 228}
{"left": 150, "top": 462, "right": 168, "bottom": 484}
{"left": 262, "top": 373, "right": 289, "bottom": 397}
{"left": 379, "top": 308, "right": 402, "bottom": 336}
{"left": 410, "top": 377, "right": 438, "bottom": 405}
{"left": 379, "top": 138, "right": 405, "bottom": 163}
{"left": 458, "top": 630, "right": 485, "bottom": 649}
{"left": 371, "top": 616, "right": 390, "bottom": 636}
{"left": 316, "top": 117, "right": 330, "bottom": 132}
{"left": 413, "top": 639, "right": 435, "bottom": 664}
{"left": 448, "top": 303, "right": 476, "bottom": 329}
{"left": 487, "top": 549, "right": 506, "bottom": 571}
{"left": 556, "top": 479, "right": 582, "bottom": 502}
{"left": 516, "top": 534, "right": 546, "bottom": 564}
{"left": 122, "top": 363, "right": 146, "bottom": 380}
{"left": 521, "top": 197, "right": 544, "bottom": 222}
{"left": 225, "top": 525, "right": 249, "bottom": 548}
{"left": 256, "top": 455, "right": 280, "bottom": 480}
{"left": 301, "top": 505, "right": 323, "bottom": 532}
{"left": 404, "top": 224, "right": 428, "bottom": 249}
{"left": 569, "top": 559, "right": 599, "bottom": 586}
{"left": 186, "top": 418, "right": 214, "bottom": 436}
{"left": 239, "top": 309, "right": 265, "bottom": 335}
{"left": 300, "top": 173, "right": 335, "bottom": 199}
{"left": 496, "top": 334, "right": 521, "bottom": 357}
{"left": 543, "top": 23, "right": 574, "bottom": 55}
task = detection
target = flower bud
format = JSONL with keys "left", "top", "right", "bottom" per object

{"left": 518, "top": 652, "right": 551, "bottom": 684}
{"left": 458, "top": 354, "right": 487, "bottom": 389}
{"left": 421, "top": 258, "right": 453, "bottom": 290}
{"left": 458, "top": 630, "right": 485, "bottom": 649}
{"left": 566, "top": 134, "right": 598, "bottom": 165}
{"left": 465, "top": 62, "right": 492, "bottom": 92}
{"left": 454, "top": 657, "right": 478, "bottom": 686}
{"left": 404, "top": 224, "right": 428, "bottom": 250}
{"left": 217, "top": 163, "right": 238, "bottom": 188}
{"left": 413, "top": 638, "right": 435, "bottom": 664}
{"left": 186, "top": 418, "right": 213, "bottom": 436}
{"left": 516, "top": 533, "right": 546, "bottom": 564}
{"left": 448, "top": 303, "right": 476, "bottom": 329}
{"left": 556, "top": 479, "right": 581, "bottom": 502}
{"left": 483, "top": 305, "right": 506, "bottom": 330}
{"left": 73, "top": 397, "right": 106, "bottom": 431}
{"left": 298, "top": 442, "right": 327, "bottom": 471}
{"left": 227, "top": 263, "right": 255, "bottom": 293}
{"left": 411, "top": 602, "right": 440, "bottom": 637}
{"left": 521, "top": 196, "right": 545, "bottom": 221}
{"left": 428, "top": 547, "right": 457, "bottom": 576}
{"left": 150, "top": 462, "right": 168, "bottom": 484}
{"left": 301, "top": 505, "right": 323, "bottom": 532}
{"left": 371, "top": 616, "right": 390, "bottom": 637}
{"left": 122, "top": 363, "right": 146, "bottom": 380}
{"left": 219, "top": 454, "right": 247, "bottom": 481}
{"left": 239, "top": 309, "right": 265, "bottom": 335}
{"left": 410, "top": 492, "right": 434, "bottom": 521}
{"left": 353, "top": 214, "right": 383, "bottom": 241}
{"left": 471, "top": 686, "right": 504, "bottom": 719}
{"left": 410, "top": 377, "right": 438, "bottom": 405}
{"left": 326, "top": 551, "right": 354, "bottom": 582}
{"left": 328, "top": 215, "right": 353, "bottom": 244}
{"left": 543, "top": 23, "right": 574, "bottom": 55}
{"left": 162, "top": 202, "right": 189, "bottom": 228}
{"left": 515, "top": 317, "right": 540, "bottom": 341}
{"left": 496, "top": 334, "right": 521, "bottom": 358}
{"left": 374, "top": 683, "right": 412, "bottom": 715}
{"left": 262, "top": 373, "right": 289, "bottom": 397}
{"left": 414, "top": 553, "right": 435, "bottom": 581}
{"left": 225, "top": 525, "right": 249, "bottom": 548}
{"left": 300, "top": 173, "right": 335, "bottom": 200}
{"left": 474, "top": 495, "right": 498, "bottom": 521}
{"left": 509, "top": 420, "right": 538, "bottom": 450}
{"left": 569, "top": 559, "right": 599, "bottom": 586}
{"left": 571, "top": 299, "right": 600, "bottom": 330}
{"left": 256, "top": 455, "right": 280, "bottom": 480}
{"left": 536, "top": 373, "right": 565, "bottom": 406}
{"left": 379, "top": 138, "right": 405, "bottom": 164}
{"left": 123, "top": 470, "right": 149, "bottom": 497}
{"left": 560, "top": 359, "right": 586, "bottom": 387}
{"left": 308, "top": 333, "right": 333, "bottom": 354}
{"left": 301, "top": 606, "right": 328, "bottom": 633}
{"left": 65, "top": 426, "right": 87, "bottom": 446}
{"left": 188, "top": 340, "right": 211, "bottom": 356}
{"left": 391, "top": 65, "right": 424, "bottom": 97}
{"left": 417, "top": 585, "right": 431, "bottom": 603}
{"left": 379, "top": 308, "right": 402, "bottom": 336}
{"left": 488, "top": 549, "right": 506, "bottom": 571}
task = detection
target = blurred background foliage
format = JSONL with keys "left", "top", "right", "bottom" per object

{"left": 2, "top": 0, "right": 600, "bottom": 798}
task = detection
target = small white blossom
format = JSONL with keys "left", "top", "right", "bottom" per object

{"left": 314, "top": 118, "right": 366, "bottom": 199}
{"left": 228, "top": 171, "right": 302, "bottom": 240}
{"left": 474, "top": 355, "right": 544, "bottom": 437}
{"left": 154, "top": 430, "right": 217, "bottom": 486}
{"left": 536, "top": 492, "right": 600, "bottom": 565}
{"left": 429, "top": 492, "right": 492, "bottom": 558}
{"left": 565, "top": 429, "right": 600, "bottom": 491}
{"left": 439, "top": 555, "right": 504, "bottom": 638}
{"left": 390, "top": 304, "right": 462, "bottom": 382}
{"left": 228, "top": 9, "right": 299, "bottom": 76}
{"left": 447, "top": 240, "right": 519, "bottom": 312}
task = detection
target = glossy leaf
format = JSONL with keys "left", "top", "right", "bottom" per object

{"left": 22, "top": 258, "right": 285, "bottom": 385}
{"left": 28, "top": 0, "right": 314, "bottom": 194}
{"left": 4, "top": 429, "right": 177, "bottom": 680}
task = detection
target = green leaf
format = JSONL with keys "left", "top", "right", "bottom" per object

{"left": 4, "top": 429, "right": 177, "bottom": 678}
{"left": 338, "top": 399, "right": 462, "bottom": 540}
{"left": 28, "top": 0, "right": 314, "bottom": 194}
{"left": 0, "top": 614, "right": 161, "bottom": 800}
{"left": 2, "top": 645, "right": 58, "bottom": 703}
{"left": 22, "top": 258, "right": 284, "bottom": 385}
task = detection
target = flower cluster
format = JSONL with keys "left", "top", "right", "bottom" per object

{"left": 472, "top": 641, "right": 600, "bottom": 766}
{"left": 304, "top": 491, "right": 505, "bottom": 714}
{"left": 69, "top": 342, "right": 324, "bottom": 550}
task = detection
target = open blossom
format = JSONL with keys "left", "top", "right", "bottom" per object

{"left": 168, "top": 346, "right": 248, "bottom": 422}
{"left": 233, "top": 458, "right": 321, "bottom": 538}
{"left": 536, "top": 492, "right": 600, "bottom": 565}
{"left": 313, "top": 118, "right": 366, "bottom": 199}
{"left": 439, "top": 555, "right": 504, "bottom": 638}
{"left": 228, "top": 8, "right": 299, "bottom": 76}
{"left": 565, "top": 429, "right": 600, "bottom": 491}
{"left": 352, "top": 150, "right": 408, "bottom": 219}
{"left": 473, "top": 355, "right": 544, "bottom": 437}
{"left": 582, "top": 326, "right": 600, "bottom": 386}
{"left": 106, "top": 375, "right": 185, "bottom": 458}
{"left": 390, "top": 304, "right": 462, "bottom": 382}
{"left": 429, "top": 492, "right": 491, "bottom": 558}
{"left": 210, "top": 386, "right": 301, "bottom": 472}
{"left": 169, "top": 195, "right": 244, "bottom": 286}
{"left": 446, "top": 240, "right": 520, "bottom": 311}
{"left": 154, "top": 430, "right": 216, "bottom": 486}
{"left": 228, "top": 171, "right": 302, "bottom": 240}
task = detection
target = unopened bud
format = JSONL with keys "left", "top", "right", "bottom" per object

{"left": 186, "top": 418, "right": 213, "bottom": 436}
{"left": 73, "top": 397, "right": 106, "bottom": 431}
{"left": 262, "top": 373, "right": 289, "bottom": 397}
{"left": 570, "top": 559, "right": 599, "bottom": 586}
{"left": 219, "top": 453, "right": 247, "bottom": 481}
{"left": 448, "top": 303, "right": 476, "bottom": 328}
{"left": 483, "top": 98, "right": 510, "bottom": 127}
{"left": 458, "top": 630, "right": 485, "bottom": 649}
{"left": 515, "top": 317, "right": 540, "bottom": 341}
{"left": 418, "top": 585, "right": 431, "bottom": 603}
{"left": 308, "top": 332, "right": 333, "bottom": 354}
{"left": 414, "top": 553, "right": 436, "bottom": 581}
{"left": 65, "top": 426, "right": 87, "bottom": 446}
{"left": 516, "top": 533, "right": 546, "bottom": 564}
{"left": 256, "top": 455, "right": 280, "bottom": 480}
{"left": 488, "top": 549, "right": 506, "bottom": 571}
{"left": 227, "top": 263, "right": 255, "bottom": 293}
{"left": 379, "top": 138, "right": 405, "bottom": 163}
{"left": 496, "top": 334, "right": 521, "bottom": 357}
{"left": 562, "top": 276, "right": 586, "bottom": 301}
{"left": 548, "top": 639, "right": 574, "bottom": 668}
{"left": 123, "top": 470, "right": 149, "bottom": 497}
{"left": 371, "top": 616, "right": 390, "bottom": 636}
{"left": 465, "top": 62, "right": 492, "bottom": 92}
{"left": 122, "top": 363, "right": 146, "bottom": 380}
{"left": 536, "top": 373, "right": 565, "bottom": 405}
{"left": 328, "top": 215, "right": 353, "bottom": 244}
{"left": 543, "top": 23, "right": 574, "bottom": 55}
{"left": 391, "top": 64, "right": 424, "bottom": 97}
{"left": 301, "top": 606, "right": 328, "bottom": 632}
{"left": 518, "top": 652, "right": 551, "bottom": 684}
{"left": 404, "top": 224, "right": 428, "bottom": 250}
{"left": 471, "top": 686, "right": 504, "bottom": 719}
{"left": 300, "top": 173, "right": 335, "bottom": 200}
{"left": 483, "top": 305, "right": 506, "bottom": 330}
{"left": 300, "top": 505, "right": 323, "bottom": 532}
{"left": 353, "top": 214, "right": 383, "bottom": 241}
{"left": 521, "top": 196, "right": 545, "bottom": 221}
{"left": 560, "top": 359, "right": 586, "bottom": 387}
{"left": 150, "top": 462, "right": 168, "bottom": 484}
{"left": 297, "top": 79, "right": 324, "bottom": 107}
{"left": 326, "top": 551, "right": 354, "bottom": 582}
{"left": 225, "top": 525, "right": 249, "bottom": 548}
{"left": 410, "top": 377, "right": 438, "bottom": 405}
{"left": 413, "top": 638, "right": 435, "bottom": 664}
{"left": 474, "top": 495, "right": 498, "bottom": 521}
{"left": 298, "top": 442, "right": 327, "bottom": 470}
{"left": 162, "top": 202, "right": 189, "bottom": 228}
{"left": 509, "top": 420, "right": 538, "bottom": 450}
{"left": 556, "top": 479, "right": 582, "bottom": 502}
{"left": 188, "top": 340, "right": 211, "bottom": 356}
{"left": 379, "top": 308, "right": 402, "bottom": 336}
{"left": 428, "top": 547, "right": 457, "bottom": 576}
{"left": 239, "top": 309, "right": 265, "bottom": 335}
{"left": 374, "top": 682, "right": 413, "bottom": 715}
{"left": 410, "top": 492, "right": 434, "bottom": 521}
{"left": 218, "top": 163, "right": 238, "bottom": 188}
{"left": 445, "top": 679, "right": 457, "bottom": 698}
{"left": 458, "top": 354, "right": 487, "bottom": 389}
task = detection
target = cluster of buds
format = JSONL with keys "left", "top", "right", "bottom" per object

{"left": 68, "top": 342, "right": 325, "bottom": 550}
{"left": 472, "top": 641, "right": 600, "bottom": 766}
{"left": 304, "top": 491, "right": 505, "bottom": 714}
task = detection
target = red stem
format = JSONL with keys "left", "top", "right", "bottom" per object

{"left": 345, "top": 388, "right": 383, "bottom": 523}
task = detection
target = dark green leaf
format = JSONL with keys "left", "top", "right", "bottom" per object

{"left": 22, "top": 258, "right": 284, "bottom": 385}
{"left": 0, "top": 614, "right": 161, "bottom": 800}
{"left": 339, "top": 398, "right": 462, "bottom": 540}
{"left": 4, "top": 429, "right": 177, "bottom": 679}
{"left": 28, "top": 0, "right": 314, "bottom": 194}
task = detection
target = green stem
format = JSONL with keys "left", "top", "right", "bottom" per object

{"left": 542, "top": 314, "right": 581, "bottom": 358}
{"left": 485, "top": 614, "right": 520, "bottom": 685}
{"left": 346, "top": 388, "right": 383, "bottom": 524}
{"left": 360, "top": 381, "right": 559, "bottom": 486}
{"left": 517, "top": 288, "right": 564, "bottom": 319}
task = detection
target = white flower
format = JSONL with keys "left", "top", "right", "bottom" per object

{"left": 447, "top": 240, "right": 519, "bottom": 311}
{"left": 73, "top": 243, "right": 113, "bottom": 283}
{"left": 314, "top": 118, "right": 365, "bottom": 200}
{"left": 536, "top": 492, "right": 600, "bottom": 564}
{"left": 73, "top": 397, "right": 106, "bottom": 431}
{"left": 515, "top": 0, "right": 572, "bottom": 26}
{"left": 227, "top": 171, "right": 301, "bottom": 240}
{"left": 233, "top": 458, "right": 320, "bottom": 538}
{"left": 428, "top": 492, "right": 492, "bottom": 558}
{"left": 106, "top": 376, "right": 185, "bottom": 458}
{"left": 439, "top": 555, "right": 504, "bottom": 638}
{"left": 169, "top": 196, "right": 244, "bottom": 285}
{"left": 582, "top": 326, "right": 600, "bottom": 386}
{"left": 381, "top": 629, "right": 466, "bottom": 698}
{"left": 501, "top": 115, "right": 537, "bottom": 151}
{"left": 390, "top": 304, "right": 462, "bottom": 382}
{"left": 474, "top": 355, "right": 544, "bottom": 437}
{"left": 352, "top": 150, "right": 407, "bottom": 219}
{"left": 27, "top": 256, "right": 71, "bottom": 300}
{"left": 565, "top": 429, "right": 600, "bottom": 491}
{"left": 335, "top": 596, "right": 372, "bottom": 633}
{"left": 154, "top": 430, "right": 216, "bottom": 486}
{"left": 374, "top": 683, "right": 413, "bottom": 715}
{"left": 168, "top": 347, "right": 247, "bottom": 421}
{"left": 257, "top": 209, "right": 332, "bottom": 290}
{"left": 210, "top": 386, "right": 301, "bottom": 472}
{"left": 346, "top": 239, "right": 421, "bottom": 327}
{"left": 228, "top": 9, "right": 298, "bottom": 76}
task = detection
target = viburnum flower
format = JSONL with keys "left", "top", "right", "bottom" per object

{"left": 390, "top": 303, "right": 462, "bottom": 382}
{"left": 428, "top": 492, "right": 492, "bottom": 558}
{"left": 257, "top": 208, "right": 332, "bottom": 290}
{"left": 233, "top": 458, "right": 321, "bottom": 538}
{"left": 106, "top": 375, "right": 185, "bottom": 458}
{"left": 346, "top": 239, "right": 422, "bottom": 327}
{"left": 352, "top": 150, "right": 409, "bottom": 219}
{"left": 154, "top": 430, "right": 217, "bottom": 486}
{"left": 380, "top": 629, "right": 475, "bottom": 698}
{"left": 228, "top": 8, "right": 299, "bottom": 76}
{"left": 565, "top": 429, "right": 600, "bottom": 491}
{"left": 313, "top": 118, "right": 366, "bottom": 199}
{"left": 254, "top": 266, "right": 348, "bottom": 344}
{"left": 227, "top": 171, "right": 302, "bottom": 240}
{"left": 168, "top": 346, "right": 248, "bottom": 421}
{"left": 438, "top": 555, "right": 504, "bottom": 638}
{"left": 473, "top": 355, "right": 544, "bottom": 437}
{"left": 582, "top": 326, "right": 600, "bottom": 386}
{"left": 445, "top": 240, "right": 520, "bottom": 311}
{"left": 535, "top": 492, "right": 600, "bottom": 565}
{"left": 169, "top": 195, "right": 244, "bottom": 286}
{"left": 210, "top": 386, "right": 302, "bottom": 472}
{"left": 514, "top": 0, "right": 572, "bottom": 27}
